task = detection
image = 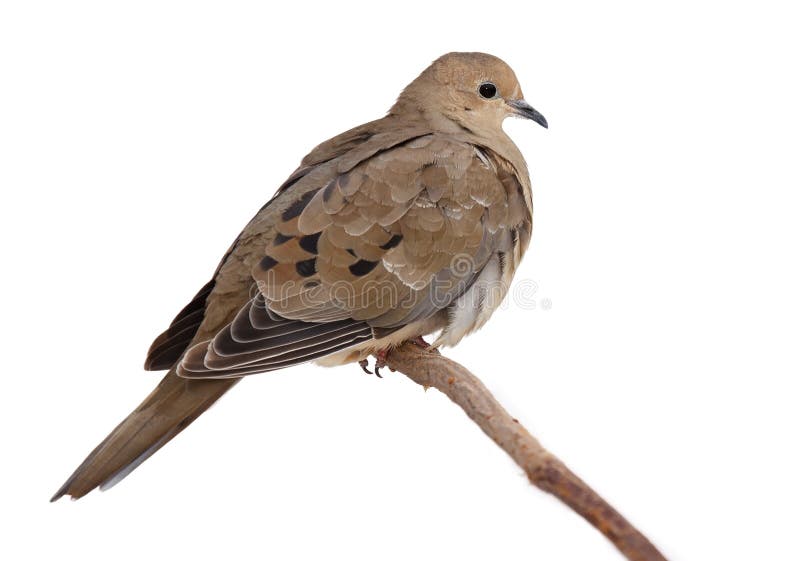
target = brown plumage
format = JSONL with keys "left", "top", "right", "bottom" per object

{"left": 51, "top": 52, "right": 547, "bottom": 501}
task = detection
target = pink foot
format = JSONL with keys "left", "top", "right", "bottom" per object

{"left": 408, "top": 336, "right": 430, "bottom": 348}
{"left": 359, "top": 339, "right": 429, "bottom": 378}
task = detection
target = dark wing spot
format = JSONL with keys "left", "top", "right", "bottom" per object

{"left": 273, "top": 233, "right": 293, "bottom": 245}
{"left": 349, "top": 259, "right": 379, "bottom": 276}
{"left": 299, "top": 232, "right": 321, "bottom": 254}
{"left": 260, "top": 256, "right": 278, "bottom": 271}
{"left": 346, "top": 248, "right": 357, "bottom": 257}
{"left": 281, "top": 189, "right": 317, "bottom": 221}
{"left": 380, "top": 234, "right": 403, "bottom": 250}
{"left": 296, "top": 258, "right": 316, "bottom": 277}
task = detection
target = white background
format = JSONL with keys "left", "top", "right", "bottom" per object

{"left": 1, "top": 1, "right": 798, "bottom": 560}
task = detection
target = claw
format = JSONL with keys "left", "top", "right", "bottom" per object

{"left": 359, "top": 359, "right": 373, "bottom": 375}
{"left": 374, "top": 349, "right": 388, "bottom": 378}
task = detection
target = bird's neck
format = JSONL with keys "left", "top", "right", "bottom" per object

{"left": 388, "top": 107, "right": 523, "bottom": 163}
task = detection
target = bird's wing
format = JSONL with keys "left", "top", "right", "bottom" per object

{"left": 178, "top": 134, "right": 527, "bottom": 379}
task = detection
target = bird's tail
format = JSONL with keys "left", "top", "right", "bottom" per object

{"left": 51, "top": 369, "right": 239, "bottom": 501}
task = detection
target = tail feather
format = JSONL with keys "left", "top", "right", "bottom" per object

{"left": 51, "top": 369, "right": 239, "bottom": 501}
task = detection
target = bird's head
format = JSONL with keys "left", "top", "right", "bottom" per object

{"left": 392, "top": 52, "right": 547, "bottom": 137}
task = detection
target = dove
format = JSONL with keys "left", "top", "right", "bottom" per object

{"left": 51, "top": 52, "right": 547, "bottom": 501}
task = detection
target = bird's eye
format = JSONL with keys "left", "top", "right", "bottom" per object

{"left": 478, "top": 82, "right": 498, "bottom": 99}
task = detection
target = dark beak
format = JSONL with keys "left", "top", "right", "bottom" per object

{"left": 507, "top": 99, "right": 548, "bottom": 129}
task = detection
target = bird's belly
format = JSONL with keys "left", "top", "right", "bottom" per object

{"left": 433, "top": 252, "right": 513, "bottom": 348}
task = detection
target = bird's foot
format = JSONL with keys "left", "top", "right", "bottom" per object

{"left": 408, "top": 335, "right": 431, "bottom": 349}
{"left": 405, "top": 336, "right": 438, "bottom": 355}
{"left": 359, "top": 349, "right": 391, "bottom": 378}
{"left": 359, "top": 340, "right": 431, "bottom": 377}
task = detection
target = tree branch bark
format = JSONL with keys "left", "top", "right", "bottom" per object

{"left": 383, "top": 342, "right": 668, "bottom": 561}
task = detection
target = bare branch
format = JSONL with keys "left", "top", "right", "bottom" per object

{"left": 384, "top": 342, "right": 668, "bottom": 561}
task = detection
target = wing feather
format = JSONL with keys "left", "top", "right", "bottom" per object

{"left": 144, "top": 279, "right": 215, "bottom": 370}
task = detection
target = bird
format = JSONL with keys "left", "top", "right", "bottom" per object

{"left": 51, "top": 52, "right": 548, "bottom": 501}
